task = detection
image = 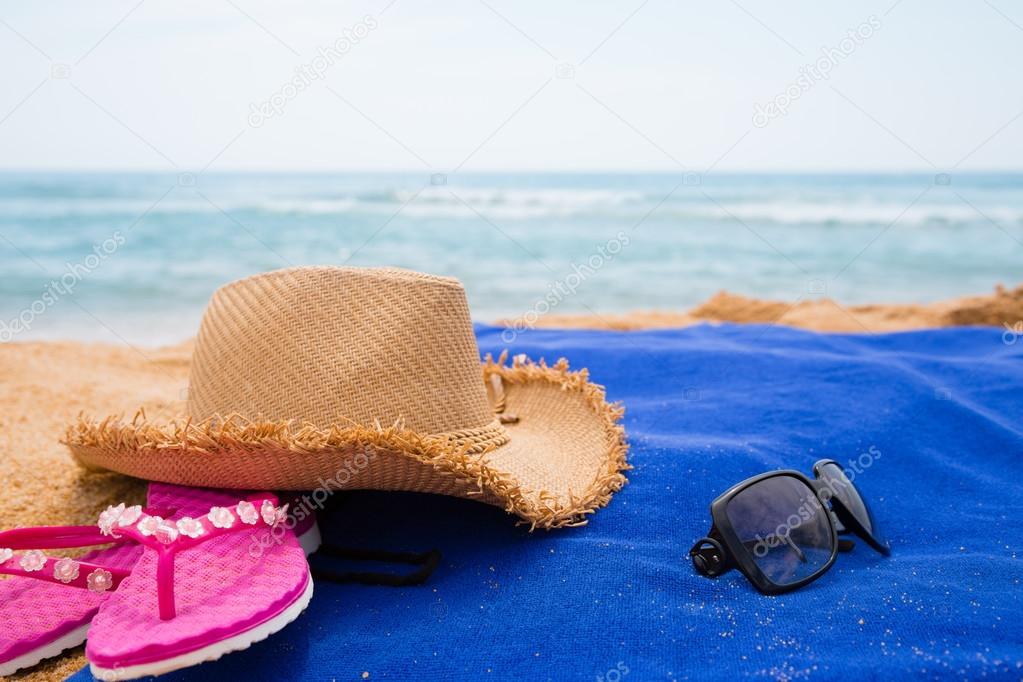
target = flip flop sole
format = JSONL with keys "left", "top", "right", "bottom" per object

{"left": 296, "top": 519, "right": 322, "bottom": 556}
{"left": 89, "top": 570, "right": 314, "bottom": 681}
{"left": 0, "top": 622, "right": 91, "bottom": 678}
{"left": 1, "top": 520, "right": 320, "bottom": 679}
{"left": 87, "top": 520, "right": 320, "bottom": 680}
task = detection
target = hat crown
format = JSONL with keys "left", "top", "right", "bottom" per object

{"left": 186, "top": 266, "right": 495, "bottom": 434}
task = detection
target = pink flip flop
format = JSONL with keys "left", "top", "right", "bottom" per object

{"left": 0, "top": 484, "right": 183, "bottom": 677}
{"left": 84, "top": 486, "right": 316, "bottom": 680}
{"left": 0, "top": 531, "right": 139, "bottom": 676}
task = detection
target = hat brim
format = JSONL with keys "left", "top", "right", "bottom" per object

{"left": 64, "top": 355, "right": 629, "bottom": 530}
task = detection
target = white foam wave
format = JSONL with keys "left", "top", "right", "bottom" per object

{"left": 1, "top": 191, "right": 1020, "bottom": 226}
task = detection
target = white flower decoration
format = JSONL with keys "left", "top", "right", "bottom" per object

{"left": 98, "top": 503, "right": 126, "bottom": 536}
{"left": 275, "top": 503, "right": 289, "bottom": 527}
{"left": 261, "top": 500, "right": 288, "bottom": 526}
{"left": 118, "top": 505, "right": 143, "bottom": 527}
{"left": 20, "top": 550, "right": 47, "bottom": 572}
{"left": 176, "top": 517, "right": 205, "bottom": 539}
{"left": 0, "top": 548, "right": 12, "bottom": 565}
{"left": 87, "top": 568, "right": 113, "bottom": 593}
{"left": 53, "top": 557, "right": 80, "bottom": 584}
{"left": 154, "top": 521, "right": 179, "bottom": 545}
{"left": 207, "top": 506, "right": 236, "bottom": 529}
{"left": 137, "top": 515, "right": 163, "bottom": 536}
{"left": 236, "top": 500, "right": 259, "bottom": 525}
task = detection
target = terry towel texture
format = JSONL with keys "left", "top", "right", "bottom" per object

{"left": 70, "top": 323, "right": 1023, "bottom": 680}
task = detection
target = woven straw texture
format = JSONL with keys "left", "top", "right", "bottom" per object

{"left": 65, "top": 267, "right": 629, "bottom": 530}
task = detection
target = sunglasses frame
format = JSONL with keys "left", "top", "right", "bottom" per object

{"left": 690, "top": 459, "right": 889, "bottom": 595}
{"left": 811, "top": 459, "right": 889, "bottom": 556}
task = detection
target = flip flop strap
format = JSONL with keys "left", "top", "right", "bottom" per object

{"left": 0, "top": 506, "right": 176, "bottom": 592}
{"left": 98, "top": 493, "right": 290, "bottom": 620}
{"left": 0, "top": 525, "right": 124, "bottom": 550}
{"left": 0, "top": 505, "right": 173, "bottom": 550}
{"left": 0, "top": 550, "right": 131, "bottom": 592}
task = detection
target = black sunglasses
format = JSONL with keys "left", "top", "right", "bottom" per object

{"left": 689, "top": 459, "right": 890, "bottom": 594}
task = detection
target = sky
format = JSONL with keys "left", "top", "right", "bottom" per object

{"left": 1, "top": 0, "right": 1021, "bottom": 172}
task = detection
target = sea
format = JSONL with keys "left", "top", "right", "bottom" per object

{"left": 0, "top": 171, "right": 1020, "bottom": 346}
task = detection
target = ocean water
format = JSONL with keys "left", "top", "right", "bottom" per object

{"left": 0, "top": 171, "right": 1020, "bottom": 346}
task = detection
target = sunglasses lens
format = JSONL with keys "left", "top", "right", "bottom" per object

{"left": 817, "top": 462, "right": 875, "bottom": 535}
{"left": 725, "top": 475, "right": 833, "bottom": 586}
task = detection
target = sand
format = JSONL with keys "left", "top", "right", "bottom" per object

{"left": 504, "top": 283, "right": 1023, "bottom": 333}
{"left": 1, "top": 342, "right": 189, "bottom": 681}
{"left": 3, "top": 283, "right": 1022, "bottom": 681}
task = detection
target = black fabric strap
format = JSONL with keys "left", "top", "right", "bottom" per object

{"left": 311, "top": 544, "right": 442, "bottom": 586}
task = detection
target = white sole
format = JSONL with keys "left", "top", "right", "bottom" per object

{"left": 297, "top": 520, "right": 322, "bottom": 557}
{"left": 1, "top": 521, "right": 322, "bottom": 678}
{"left": 89, "top": 571, "right": 315, "bottom": 681}
{"left": 0, "top": 622, "right": 91, "bottom": 677}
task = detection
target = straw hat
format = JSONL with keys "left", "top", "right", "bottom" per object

{"left": 65, "top": 267, "right": 629, "bottom": 530}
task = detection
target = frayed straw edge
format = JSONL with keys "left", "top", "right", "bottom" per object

{"left": 482, "top": 351, "right": 630, "bottom": 530}
{"left": 63, "top": 354, "right": 629, "bottom": 531}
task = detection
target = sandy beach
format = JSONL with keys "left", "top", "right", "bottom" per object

{"left": 3, "top": 282, "right": 1022, "bottom": 681}
{"left": 511, "top": 283, "right": 1023, "bottom": 333}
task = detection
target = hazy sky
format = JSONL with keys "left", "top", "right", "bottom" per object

{"left": 1, "top": 0, "right": 1021, "bottom": 172}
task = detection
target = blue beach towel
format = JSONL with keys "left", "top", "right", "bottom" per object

{"left": 71, "top": 323, "right": 1023, "bottom": 680}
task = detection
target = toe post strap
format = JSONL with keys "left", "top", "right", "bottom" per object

{"left": 97, "top": 494, "right": 291, "bottom": 620}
